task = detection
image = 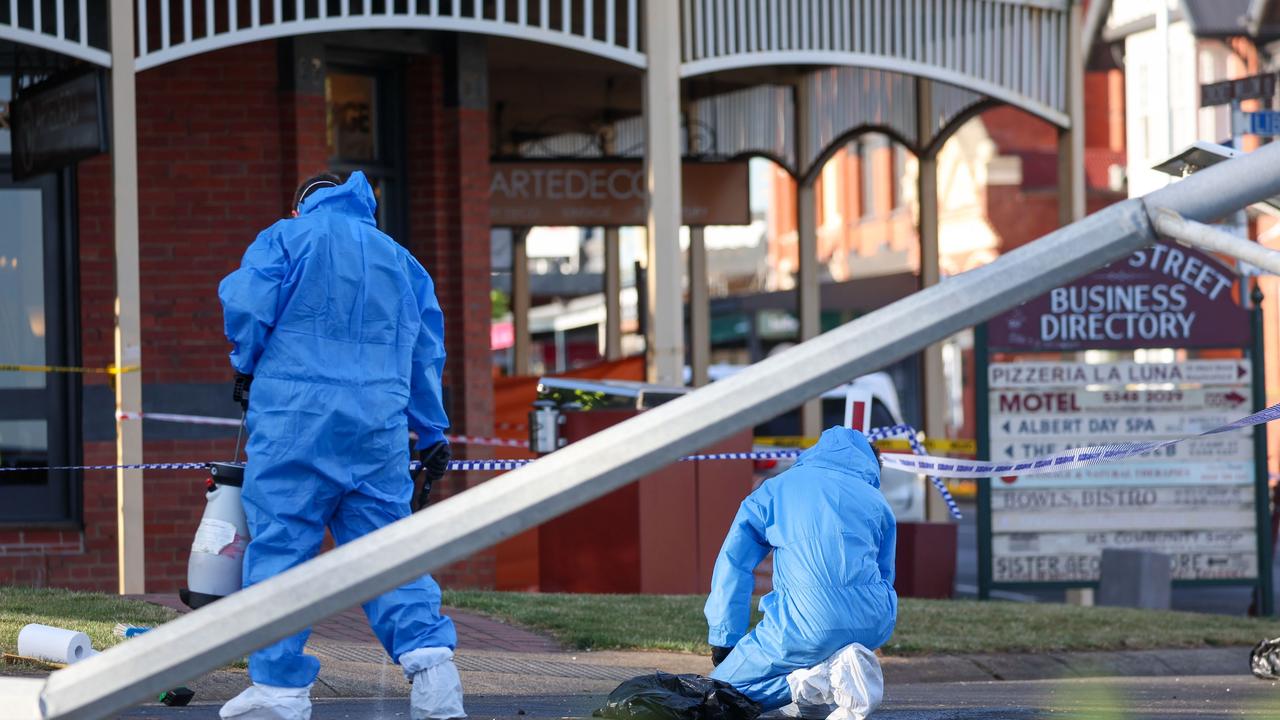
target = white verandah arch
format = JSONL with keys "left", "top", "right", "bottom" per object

{"left": 2, "top": 1, "right": 1073, "bottom": 131}
{"left": 0, "top": 1, "right": 111, "bottom": 66}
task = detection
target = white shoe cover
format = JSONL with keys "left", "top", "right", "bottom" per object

{"left": 219, "top": 682, "right": 313, "bottom": 720}
{"left": 777, "top": 701, "right": 838, "bottom": 719}
{"left": 785, "top": 644, "right": 883, "bottom": 720}
{"left": 401, "top": 647, "right": 466, "bottom": 719}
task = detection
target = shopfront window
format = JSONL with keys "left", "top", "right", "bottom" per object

{"left": 0, "top": 142, "right": 80, "bottom": 522}
{"left": 0, "top": 187, "right": 51, "bottom": 490}
{"left": 0, "top": 189, "right": 45, "bottom": 390}
{"left": 326, "top": 71, "right": 378, "bottom": 162}
{"left": 325, "top": 63, "right": 403, "bottom": 239}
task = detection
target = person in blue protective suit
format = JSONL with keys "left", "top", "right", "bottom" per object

{"left": 704, "top": 426, "right": 897, "bottom": 711}
{"left": 217, "top": 172, "right": 464, "bottom": 720}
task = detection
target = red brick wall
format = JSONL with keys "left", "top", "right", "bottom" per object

{"left": 982, "top": 105, "right": 1060, "bottom": 151}
{"left": 987, "top": 187, "right": 1125, "bottom": 254}
{"left": 280, "top": 92, "right": 329, "bottom": 208}
{"left": 138, "top": 42, "right": 291, "bottom": 385}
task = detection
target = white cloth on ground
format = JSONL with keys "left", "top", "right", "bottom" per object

{"left": 784, "top": 643, "right": 883, "bottom": 720}
{"left": 218, "top": 682, "right": 313, "bottom": 720}
{"left": 401, "top": 647, "right": 466, "bottom": 719}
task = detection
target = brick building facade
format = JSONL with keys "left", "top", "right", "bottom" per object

{"left": 0, "top": 38, "right": 496, "bottom": 591}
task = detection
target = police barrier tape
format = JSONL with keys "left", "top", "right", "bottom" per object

{"left": 0, "top": 363, "right": 140, "bottom": 375}
{"left": 756, "top": 435, "right": 978, "bottom": 454}
{"left": 680, "top": 427, "right": 963, "bottom": 518}
{"left": 867, "top": 424, "right": 964, "bottom": 520}
{"left": 880, "top": 400, "right": 1280, "bottom": 480}
{"left": 115, "top": 411, "right": 530, "bottom": 448}
{"left": 5, "top": 422, "right": 962, "bottom": 517}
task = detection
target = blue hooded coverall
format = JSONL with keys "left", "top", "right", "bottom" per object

{"left": 705, "top": 427, "right": 897, "bottom": 710}
{"left": 218, "top": 171, "right": 456, "bottom": 688}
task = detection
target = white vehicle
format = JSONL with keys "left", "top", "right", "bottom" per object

{"left": 706, "top": 363, "right": 927, "bottom": 522}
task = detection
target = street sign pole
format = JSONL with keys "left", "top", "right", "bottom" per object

{"left": 1251, "top": 288, "right": 1274, "bottom": 616}
{"left": 975, "top": 323, "right": 993, "bottom": 601}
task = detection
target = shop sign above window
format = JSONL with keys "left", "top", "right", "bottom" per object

{"left": 11, "top": 69, "right": 108, "bottom": 181}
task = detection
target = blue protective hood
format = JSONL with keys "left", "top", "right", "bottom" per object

{"left": 298, "top": 170, "right": 378, "bottom": 222}
{"left": 791, "top": 426, "right": 880, "bottom": 488}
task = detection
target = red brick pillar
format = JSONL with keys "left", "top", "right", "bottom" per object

{"left": 279, "top": 38, "right": 329, "bottom": 213}
{"left": 405, "top": 40, "right": 495, "bottom": 447}
{"left": 404, "top": 40, "right": 497, "bottom": 589}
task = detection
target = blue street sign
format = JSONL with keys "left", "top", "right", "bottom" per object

{"left": 1247, "top": 111, "right": 1280, "bottom": 136}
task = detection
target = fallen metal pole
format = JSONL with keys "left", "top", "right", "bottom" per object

{"left": 1151, "top": 208, "right": 1280, "bottom": 276}
{"left": 28, "top": 141, "right": 1280, "bottom": 720}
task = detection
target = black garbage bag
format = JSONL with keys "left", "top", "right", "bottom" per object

{"left": 593, "top": 672, "right": 761, "bottom": 720}
{"left": 1250, "top": 637, "right": 1280, "bottom": 680}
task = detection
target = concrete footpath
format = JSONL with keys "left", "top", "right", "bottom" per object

{"left": 127, "top": 595, "right": 1255, "bottom": 704}
{"left": 120, "top": 676, "right": 1280, "bottom": 720}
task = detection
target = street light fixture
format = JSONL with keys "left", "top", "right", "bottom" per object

{"left": 1153, "top": 141, "right": 1280, "bottom": 212}
{"left": 1150, "top": 141, "right": 1280, "bottom": 277}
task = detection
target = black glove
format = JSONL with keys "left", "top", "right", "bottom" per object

{"left": 232, "top": 373, "right": 253, "bottom": 410}
{"left": 711, "top": 645, "right": 732, "bottom": 667}
{"left": 412, "top": 441, "right": 451, "bottom": 512}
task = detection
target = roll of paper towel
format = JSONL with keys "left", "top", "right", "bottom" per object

{"left": 17, "top": 624, "right": 96, "bottom": 664}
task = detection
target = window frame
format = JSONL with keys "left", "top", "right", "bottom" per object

{"left": 0, "top": 158, "right": 83, "bottom": 526}
{"left": 324, "top": 51, "right": 407, "bottom": 242}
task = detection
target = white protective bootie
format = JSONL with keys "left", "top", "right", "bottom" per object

{"left": 778, "top": 700, "right": 839, "bottom": 719}
{"left": 219, "top": 682, "right": 313, "bottom": 720}
{"left": 785, "top": 644, "right": 884, "bottom": 720}
{"left": 401, "top": 647, "right": 466, "bottom": 719}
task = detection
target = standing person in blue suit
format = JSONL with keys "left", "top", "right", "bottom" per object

{"left": 704, "top": 426, "right": 898, "bottom": 710}
{"left": 218, "top": 172, "right": 463, "bottom": 720}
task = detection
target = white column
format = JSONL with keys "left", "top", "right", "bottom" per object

{"left": 642, "top": 0, "right": 684, "bottom": 385}
{"left": 1057, "top": 0, "right": 1086, "bottom": 225}
{"left": 604, "top": 227, "right": 622, "bottom": 360}
{"left": 512, "top": 228, "right": 531, "bottom": 375}
{"left": 795, "top": 79, "right": 821, "bottom": 436}
{"left": 917, "top": 78, "right": 949, "bottom": 523}
{"left": 689, "top": 226, "right": 710, "bottom": 386}
{"left": 797, "top": 180, "right": 821, "bottom": 436}
{"left": 110, "top": 0, "right": 145, "bottom": 594}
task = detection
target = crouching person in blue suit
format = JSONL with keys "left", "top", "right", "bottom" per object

{"left": 704, "top": 426, "right": 898, "bottom": 710}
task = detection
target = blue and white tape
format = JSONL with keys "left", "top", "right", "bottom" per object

{"left": 881, "top": 400, "right": 1280, "bottom": 480}
{"left": 0, "top": 425, "right": 964, "bottom": 518}
{"left": 681, "top": 451, "right": 800, "bottom": 461}
{"left": 0, "top": 462, "right": 208, "bottom": 472}
{"left": 865, "top": 424, "right": 963, "bottom": 520}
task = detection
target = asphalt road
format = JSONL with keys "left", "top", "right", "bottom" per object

{"left": 117, "top": 675, "right": 1280, "bottom": 719}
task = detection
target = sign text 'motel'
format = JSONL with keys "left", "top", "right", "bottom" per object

{"left": 1201, "top": 72, "right": 1277, "bottom": 107}
{"left": 11, "top": 69, "right": 109, "bottom": 181}
{"left": 489, "top": 161, "right": 750, "bottom": 227}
